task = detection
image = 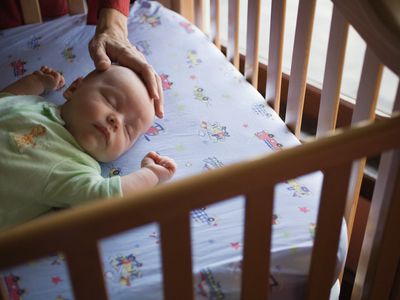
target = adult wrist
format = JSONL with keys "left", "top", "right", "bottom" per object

{"left": 96, "top": 8, "right": 128, "bottom": 37}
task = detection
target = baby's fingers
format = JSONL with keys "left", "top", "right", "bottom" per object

{"left": 158, "top": 157, "right": 177, "bottom": 172}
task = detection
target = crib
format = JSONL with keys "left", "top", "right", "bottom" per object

{"left": 0, "top": 0, "right": 399, "bottom": 299}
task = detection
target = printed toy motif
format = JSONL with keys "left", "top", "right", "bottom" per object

{"left": 202, "top": 157, "right": 224, "bottom": 171}
{"left": 140, "top": 14, "right": 161, "bottom": 27}
{"left": 160, "top": 73, "right": 173, "bottom": 90}
{"left": 62, "top": 47, "right": 76, "bottom": 63}
{"left": 144, "top": 122, "right": 165, "bottom": 141}
{"left": 255, "top": 130, "right": 283, "bottom": 151}
{"left": 285, "top": 179, "right": 311, "bottom": 197}
{"left": 191, "top": 207, "right": 218, "bottom": 226}
{"left": 309, "top": 223, "right": 316, "bottom": 238}
{"left": 135, "top": 40, "right": 151, "bottom": 56}
{"left": 10, "top": 59, "right": 27, "bottom": 77}
{"left": 200, "top": 121, "right": 230, "bottom": 142}
{"left": 194, "top": 87, "right": 211, "bottom": 105}
{"left": 10, "top": 124, "right": 47, "bottom": 153}
{"left": 4, "top": 274, "right": 25, "bottom": 300}
{"left": 28, "top": 36, "right": 41, "bottom": 49}
{"left": 179, "top": 21, "right": 195, "bottom": 33}
{"left": 51, "top": 253, "right": 66, "bottom": 266}
{"left": 197, "top": 268, "right": 225, "bottom": 299}
{"left": 186, "top": 50, "right": 202, "bottom": 68}
{"left": 137, "top": 4, "right": 161, "bottom": 27}
{"left": 272, "top": 214, "right": 279, "bottom": 225}
{"left": 110, "top": 254, "right": 143, "bottom": 287}
{"left": 252, "top": 103, "right": 273, "bottom": 119}
{"left": 149, "top": 231, "right": 160, "bottom": 244}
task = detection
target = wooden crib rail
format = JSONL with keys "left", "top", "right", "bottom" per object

{"left": 20, "top": 0, "right": 86, "bottom": 24}
{"left": 0, "top": 114, "right": 399, "bottom": 300}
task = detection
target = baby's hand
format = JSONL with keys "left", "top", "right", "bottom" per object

{"left": 141, "top": 151, "right": 177, "bottom": 183}
{"left": 33, "top": 66, "right": 65, "bottom": 91}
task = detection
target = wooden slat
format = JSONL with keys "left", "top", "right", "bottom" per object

{"left": 194, "top": 0, "right": 205, "bottom": 32}
{"left": 210, "top": 0, "right": 221, "bottom": 49}
{"left": 68, "top": 0, "right": 86, "bottom": 14}
{"left": 20, "top": 0, "right": 42, "bottom": 24}
{"left": 344, "top": 47, "right": 383, "bottom": 240}
{"left": 391, "top": 265, "right": 400, "bottom": 300}
{"left": 66, "top": 243, "right": 108, "bottom": 300}
{"left": 285, "top": 0, "right": 317, "bottom": 137}
{"left": 316, "top": 7, "right": 349, "bottom": 137}
{"left": 244, "top": 0, "right": 262, "bottom": 88}
{"left": 307, "top": 163, "right": 352, "bottom": 300}
{"left": 393, "top": 82, "right": 400, "bottom": 113}
{"left": 241, "top": 185, "right": 274, "bottom": 300}
{"left": 160, "top": 214, "right": 193, "bottom": 300}
{"left": 0, "top": 279, "right": 7, "bottom": 300}
{"left": 352, "top": 148, "right": 400, "bottom": 299}
{"left": 332, "top": 0, "right": 400, "bottom": 76}
{"left": 265, "top": 0, "right": 286, "bottom": 113}
{"left": 227, "top": 0, "right": 240, "bottom": 68}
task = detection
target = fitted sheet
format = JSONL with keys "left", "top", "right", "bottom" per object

{"left": 0, "top": 1, "right": 347, "bottom": 299}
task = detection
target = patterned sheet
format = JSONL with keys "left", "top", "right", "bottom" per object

{"left": 0, "top": 1, "right": 347, "bottom": 299}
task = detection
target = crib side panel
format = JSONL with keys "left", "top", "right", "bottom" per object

{"left": 20, "top": 0, "right": 86, "bottom": 24}
{"left": 20, "top": 0, "right": 42, "bottom": 24}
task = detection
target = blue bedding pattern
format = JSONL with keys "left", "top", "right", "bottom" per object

{"left": 0, "top": 1, "right": 347, "bottom": 299}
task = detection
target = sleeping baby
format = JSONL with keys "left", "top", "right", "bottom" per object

{"left": 0, "top": 65, "right": 176, "bottom": 229}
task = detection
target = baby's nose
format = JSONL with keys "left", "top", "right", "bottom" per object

{"left": 107, "top": 114, "right": 120, "bottom": 131}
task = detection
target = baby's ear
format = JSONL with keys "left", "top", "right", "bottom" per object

{"left": 63, "top": 77, "right": 83, "bottom": 101}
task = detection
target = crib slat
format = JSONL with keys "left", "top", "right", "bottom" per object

{"left": 68, "top": 0, "right": 86, "bottom": 14}
{"left": 352, "top": 149, "right": 400, "bottom": 299}
{"left": 66, "top": 243, "right": 108, "bottom": 300}
{"left": 244, "top": 0, "right": 261, "bottom": 88}
{"left": 210, "top": 0, "right": 221, "bottom": 49}
{"left": 265, "top": 0, "right": 286, "bottom": 113}
{"left": 20, "top": 0, "right": 42, "bottom": 24}
{"left": 194, "top": 0, "right": 205, "bottom": 32}
{"left": 227, "top": 0, "right": 240, "bottom": 68}
{"left": 241, "top": 185, "right": 274, "bottom": 300}
{"left": 307, "top": 163, "right": 352, "bottom": 300}
{"left": 160, "top": 214, "right": 193, "bottom": 300}
{"left": 344, "top": 47, "right": 383, "bottom": 241}
{"left": 285, "top": 0, "right": 317, "bottom": 137}
{"left": 316, "top": 7, "right": 349, "bottom": 137}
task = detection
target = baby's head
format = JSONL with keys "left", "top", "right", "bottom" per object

{"left": 61, "top": 65, "right": 155, "bottom": 162}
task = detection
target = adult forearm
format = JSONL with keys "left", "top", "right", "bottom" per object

{"left": 96, "top": 8, "right": 128, "bottom": 37}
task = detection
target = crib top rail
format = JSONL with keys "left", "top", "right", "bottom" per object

{"left": 20, "top": 0, "right": 86, "bottom": 24}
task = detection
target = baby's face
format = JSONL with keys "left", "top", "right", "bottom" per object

{"left": 61, "top": 65, "right": 154, "bottom": 162}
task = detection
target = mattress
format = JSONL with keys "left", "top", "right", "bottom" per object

{"left": 0, "top": 1, "right": 347, "bottom": 299}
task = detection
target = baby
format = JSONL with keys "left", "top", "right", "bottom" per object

{"left": 0, "top": 65, "right": 176, "bottom": 228}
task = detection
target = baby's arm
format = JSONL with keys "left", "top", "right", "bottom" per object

{"left": 1, "top": 66, "right": 65, "bottom": 96}
{"left": 121, "top": 152, "right": 177, "bottom": 195}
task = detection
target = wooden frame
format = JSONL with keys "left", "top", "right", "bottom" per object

{"left": 1, "top": 0, "right": 400, "bottom": 299}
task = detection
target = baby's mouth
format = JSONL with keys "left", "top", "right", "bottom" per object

{"left": 94, "top": 123, "right": 110, "bottom": 145}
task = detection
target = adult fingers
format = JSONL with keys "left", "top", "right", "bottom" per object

{"left": 154, "top": 73, "right": 164, "bottom": 118}
{"left": 89, "top": 37, "right": 111, "bottom": 71}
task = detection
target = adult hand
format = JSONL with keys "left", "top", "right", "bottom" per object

{"left": 89, "top": 8, "right": 164, "bottom": 118}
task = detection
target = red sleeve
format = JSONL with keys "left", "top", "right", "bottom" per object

{"left": 39, "top": 0, "right": 68, "bottom": 18}
{"left": 87, "top": 0, "right": 132, "bottom": 25}
{"left": 0, "top": 0, "right": 23, "bottom": 29}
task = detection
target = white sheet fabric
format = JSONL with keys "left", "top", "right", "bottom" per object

{"left": 0, "top": 1, "right": 347, "bottom": 299}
